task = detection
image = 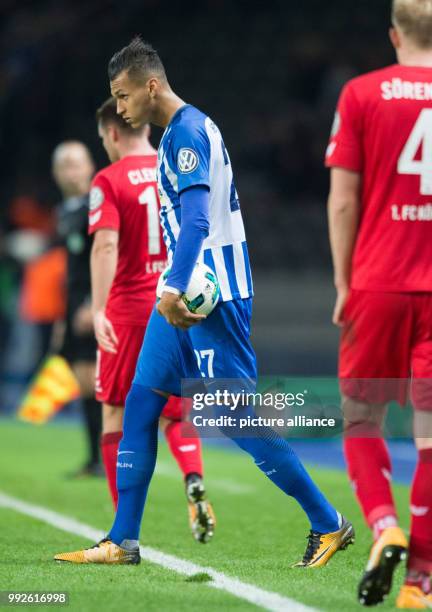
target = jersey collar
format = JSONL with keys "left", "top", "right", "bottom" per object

{"left": 167, "top": 103, "right": 192, "bottom": 128}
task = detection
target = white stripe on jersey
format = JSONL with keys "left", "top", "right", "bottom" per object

{"left": 233, "top": 241, "right": 249, "bottom": 299}
{"left": 157, "top": 106, "right": 253, "bottom": 301}
{"left": 201, "top": 117, "right": 246, "bottom": 249}
{"left": 211, "top": 246, "right": 232, "bottom": 301}
{"left": 163, "top": 158, "right": 179, "bottom": 194}
{"left": 163, "top": 158, "right": 181, "bottom": 243}
{"left": 158, "top": 162, "right": 180, "bottom": 262}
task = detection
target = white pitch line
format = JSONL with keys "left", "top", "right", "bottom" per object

{"left": 0, "top": 491, "right": 316, "bottom": 612}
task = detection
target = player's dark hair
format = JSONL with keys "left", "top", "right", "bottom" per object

{"left": 96, "top": 97, "right": 146, "bottom": 135}
{"left": 108, "top": 36, "right": 166, "bottom": 83}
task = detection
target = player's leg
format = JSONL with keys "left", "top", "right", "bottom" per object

{"left": 397, "top": 317, "right": 432, "bottom": 609}
{"left": 54, "top": 308, "right": 186, "bottom": 563}
{"left": 341, "top": 292, "right": 406, "bottom": 538}
{"left": 96, "top": 325, "right": 147, "bottom": 508}
{"left": 61, "top": 318, "right": 102, "bottom": 476}
{"left": 397, "top": 425, "right": 432, "bottom": 609}
{"left": 160, "top": 399, "right": 203, "bottom": 480}
{"left": 343, "top": 397, "right": 398, "bottom": 536}
{"left": 107, "top": 383, "right": 167, "bottom": 548}
{"left": 345, "top": 398, "right": 408, "bottom": 606}
{"left": 232, "top": 410, "right": 353, "bottom": 567}
{"left": 71, "top": 360, "right": 103, "bottom": 476}
{"left": 189, "top": 298, "right": 353, "bottom": 567}
{"left": 341, "top": 291, "right": 411, "bottom": 606}
{"left": 54, "top": 382, "right": 166, "bottom": 565}
{"left": 160, "top": 400, "right": 215, "bottom": 543}
{"left": 107, "top": 307, "right": 191, "bottom": 549}
{"left": 101, "top": 402, "right": 124, "bottom": 507}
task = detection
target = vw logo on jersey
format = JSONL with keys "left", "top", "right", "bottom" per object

{"left": 177, "top": 148, "right": 199, "bottom": 174}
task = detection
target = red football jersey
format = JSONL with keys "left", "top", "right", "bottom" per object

{"left": 326, "top": 64, "right": 432, "bottom": 292}
{"left": 88, "top": 155, "right": 167, "bottom": 324}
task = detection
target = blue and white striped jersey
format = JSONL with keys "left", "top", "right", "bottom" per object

{"left": 157, "top": 104, "right": 253, "bottom": 302}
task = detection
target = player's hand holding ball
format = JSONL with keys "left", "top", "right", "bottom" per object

{"left": 156, "top": 262, "right": 220, "bottom": 330}
{"left": 157, "top": 292, "right": 206, "bottom": 330}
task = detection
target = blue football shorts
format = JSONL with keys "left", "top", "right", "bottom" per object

{"left": 133, "top": 298, "right": 257, "bottom": 396}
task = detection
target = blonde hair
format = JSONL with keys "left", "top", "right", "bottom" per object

{"left": 392, "top": 0, "right": 432, "bottom": 48}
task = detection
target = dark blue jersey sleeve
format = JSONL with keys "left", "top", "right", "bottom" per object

{"left": 165, "top": 185, "right": 210, "bottom": 293}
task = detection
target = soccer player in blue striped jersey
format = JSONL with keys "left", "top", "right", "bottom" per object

{"left": 54, "top": 37, "right": 354, "bottom": 568}
{"left": 157, "top": 106, "right": 252, "bottom": 302}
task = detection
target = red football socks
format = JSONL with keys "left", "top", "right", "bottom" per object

{"left": 405, "top": 571, "right": 431, "bottom": 594}
{"left": 372, "top": 514, "right": 398, "bottom": 540}
{"left": 344, "top": 424, "right": 397, "bottom": 532}
{"left": 101, "top": 431, "right": 123, "bottom": 508}
{"left": 408, "top": 448, "right": 432, "bottom": 574}
{"left": 164, "top": 420, "right": 203, "bottom": 479}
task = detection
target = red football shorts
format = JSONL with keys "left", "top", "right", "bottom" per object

{"left": 339, "top": 290, "right": 432, "bottom": 410}
{"left": 96, "top": 324, "right": 146, "bottom": 406}
{"left": 95, "top": 323, "right": 184, "bottom": 419}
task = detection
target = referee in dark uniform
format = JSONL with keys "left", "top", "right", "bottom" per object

{"left": 52, "top": 141, "right": 103, "bottom": 477}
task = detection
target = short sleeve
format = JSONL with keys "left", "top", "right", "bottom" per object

{"left": 325, "top": 82, "right": 364, "bottom": 172}
{"left": 172, "top": 123, "right": 210, "bottom": 193}
{"left": 88, "top": 172, "right": 120, "bottom": 234}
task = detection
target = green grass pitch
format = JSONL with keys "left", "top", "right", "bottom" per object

{"left": 0, "top": 420, "right": 411, "bottom": 611}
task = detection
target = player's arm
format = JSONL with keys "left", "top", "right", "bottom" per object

{"left": 90, "top": 229, "right": 119, "bottom": 352}
{"left": 157, "top": 126, "right": 211, "bottom": 330}
{"left": 88, "top": 176, "right": 120, "bottom": 353}
{"left": 325, "top": 81, "right": 363, "bottom": 326}
{"left": 157, "top": 185, "right": 209, "bottom": 330}
{"left": 327, "top": 168, "right": 361, "bottom": 326}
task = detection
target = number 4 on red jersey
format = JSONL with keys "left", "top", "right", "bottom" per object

{"left": 325, "top": 64, "right": 432, "bottom": 293}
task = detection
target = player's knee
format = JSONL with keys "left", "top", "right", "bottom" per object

{"left": 342, "top": 395, "right": 387, "bottom": 429}
{"left": 158, "top": 416, "right": 171, "bottom": 433}
{"left": 415, "top": 437, "right": 432, "bottom": 450}
{"left": 122, "top": 384, "right": 166, "bottom": 441}
{"left": 152, "top": 388, "right": 170, "bottom": 399}
{"left": 72, "top": 361, "right": 96, "bottom": 397}
{"left": 413, "top": 409, "right": 432, "bottom": 448}
{"left": 102, "top": 403, "right": 124, "bottom": 434}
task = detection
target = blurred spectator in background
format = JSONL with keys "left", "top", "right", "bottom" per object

{"left": 0, "top": 0, "right": 395, "bottom": 277}
{"left": 52, "top": 140, "right": 103, "bottom": 477}
{"left": 0, "top": 195, "right": 59, "bottom": 409}
{"left": 20, "top": 245, "right": 67, "bottom": 369}
{"left": 15, "top": 193, "right": 67, "bottom": 371}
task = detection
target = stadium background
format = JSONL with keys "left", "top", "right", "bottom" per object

{"left": 0, "top": 0, "right": 395, "bottom": 392}
{"left": 0, "top": 2, "right": 418, "bottom": 610}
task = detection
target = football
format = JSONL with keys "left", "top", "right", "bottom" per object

{"left": 156, "top": 261, "right": 220, "bottom": 315}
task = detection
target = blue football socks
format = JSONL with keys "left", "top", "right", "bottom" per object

{"left": 110, "top": 384, "right": 340, "bottom": 543}
{"left": 109, "top": 384, "right": 166, "bottom": 544}
{"left": 226, "top": 406, "right": 340, "bottom": 533}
